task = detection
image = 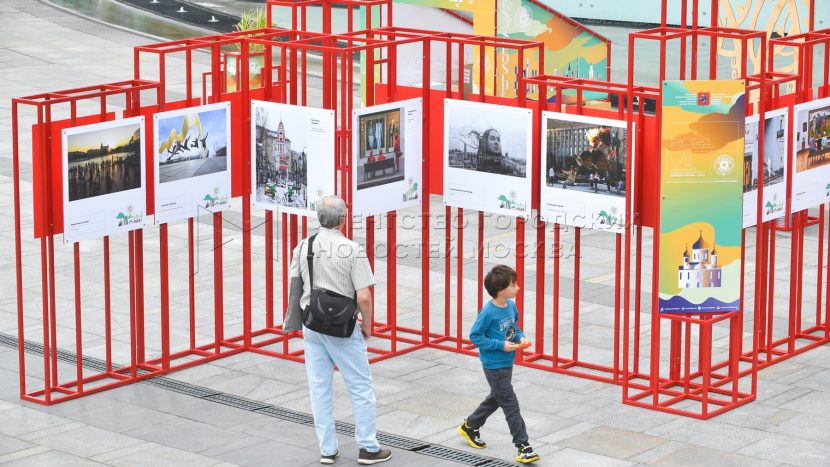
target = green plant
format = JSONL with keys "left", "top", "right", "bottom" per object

{"left": 234, "top": 7, "right": 268, "bottom": 52}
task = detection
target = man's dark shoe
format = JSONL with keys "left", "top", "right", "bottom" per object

{"left": 357, "top": 448, "right": 392, "bottom": 464}
{"left": 515, "top": 443, "right": 540, "bottom": 464}
{"left": 320, "top": 451, "right": 338, "bottom": 464}
{"left": 457, "top": 420, "right": 486, "bottom": 448}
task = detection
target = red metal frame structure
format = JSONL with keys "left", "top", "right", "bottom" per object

{"left": 12, "top": 0, "right": 830, "bottom": 422}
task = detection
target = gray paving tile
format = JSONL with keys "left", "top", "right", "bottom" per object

{"left": 559, "top": 425, "right": 668, "bottom": 459}
{"left": 737, "top": 433, "right": 830, "bottom": 466}
{"left": 0, "top": 432, "right": 34, "bottom": 457}
{"left": 652, "top": 444, "right": 779, "bottom": 466}
{"left": 0, "top": 448, "right": 104, "bottom": 466}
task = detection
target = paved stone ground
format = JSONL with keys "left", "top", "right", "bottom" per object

{"left": 2, "top": 0, "right": 830, "bottom": 465}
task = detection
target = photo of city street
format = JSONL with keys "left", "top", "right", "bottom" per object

{"left": 253, "top": 104, "right": 309, "bottom": 209}
{"left": 156, "top": 106, "right": 229, "bottom": 183}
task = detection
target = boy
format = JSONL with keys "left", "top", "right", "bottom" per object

{"left": 457, "top": 265, "right": 540, "bottom": 464}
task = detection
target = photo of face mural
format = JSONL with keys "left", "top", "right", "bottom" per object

{"left": 356, "top": 108, "right": 404, "bottom": 190}
{"left": 157, "top": 106, "right": 229, "bottom": 184}
{"left": 443, "top": 99, "right": 532, "bottom": 218}
{"left": 545, "top": 118, "right": 627, "bottom": 197}
{"left": 446, "top": 106, "right": 528, "bottom": 179}
{"left": 796, "top": 104, "right": 830, "bottom": 173}
{"left": 66, "top": 120, "right": 142, "bottom": 202}
{"left": 251, "top": 101, "right": 335, "bottom": 216}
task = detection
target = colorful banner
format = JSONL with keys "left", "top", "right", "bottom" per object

{"left": 659, "top": 80, "right": 745, "bottom": 313}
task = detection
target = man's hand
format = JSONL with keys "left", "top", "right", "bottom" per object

{"left": 503, "top": 341, "right": 519, "bottom": 352}
{"left": 361, "top": 321, "right": 372, "bottom": 340}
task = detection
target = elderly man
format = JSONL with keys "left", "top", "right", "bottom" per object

{"left": 288, "top": 195, "right": 392, "bottom": 465}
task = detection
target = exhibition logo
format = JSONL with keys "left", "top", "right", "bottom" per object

{"left": 116, "top": 204, "right": 143, "bottom": 226}
{"left": 714, "top": 155, "right": 735, "bottom": 176}
{"left": 697, "top": 92, "right": 710, "bottom": 106}
{"left": 402, "top": 178, "right": 419, "bottom": 202}
{"left": 203, "top": 186, "right": 228, "bottom": 208}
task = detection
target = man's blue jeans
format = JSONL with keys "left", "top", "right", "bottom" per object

{"left": 303, "top": 325, "right": 380, "bottom": 456}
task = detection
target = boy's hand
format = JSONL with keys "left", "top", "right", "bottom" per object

{"left": 503, "top": 341, "right": 519, "bottom": 352}
{"left": 518, "top": 337, "right": 531, "bottom": 349}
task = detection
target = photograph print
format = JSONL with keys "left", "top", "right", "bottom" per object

{"left": 156, "top": 103, "right": 229, "bottom": 184}
{"left": 446, "top": 103, "right": 528, "bottom": 179}
{"left": 443, "top": 99, "right": 532, "bottom": 218}
{"left": 792, "top": 97, "right": 830, "bottom": 212}
{"left": 352, "top": 98, "right": 423, "bottom": 218}
{"left": 742, "top": 108, "right": 787, "bottom": 228}
{"left": 356, "top": 107, "right": 404, "bottom": 190}
{"left": 66, "top": 118, "right": 142, "bottom": 202}
{"left": 544, "top": 116, "right": 627, "bottom": 197}
{"left": 154, "top": 102, "right": 232, "bottom": 223}
{"left": 251, "top": 100, "right": 335, "bottom": 216}
{"left": 62, "top": 116, "right": 146, "bottom": 243}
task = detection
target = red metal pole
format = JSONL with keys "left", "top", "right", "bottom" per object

{"left": 160, "top": 224, "right": 170, "bottom": 371}
{"left": 188, "top": 219, "right": 196, "bottom": 350}
{"left": 73, "top": 243, "right": 83, "bottom": 392}
{"left": 457, "top": 208, "right": 464, "bottom": 349}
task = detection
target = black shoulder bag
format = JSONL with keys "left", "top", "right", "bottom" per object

{"left": 302, "top": 234, "right": 359, "bottom": 337}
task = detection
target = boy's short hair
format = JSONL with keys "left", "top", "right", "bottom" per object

{"left": 484, "top": 265, "right": 518, "bottom": 298}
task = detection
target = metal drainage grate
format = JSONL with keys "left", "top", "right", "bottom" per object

{"left": 413, "top": 445, "right": 498, "bottom": 466}
{"left": 2, "top": 331, "right": 508, "bottom": 466}
{"left": 204, "top": 393, "right": 271, "bottom": 411}
{"left": 144, "top": 377, "right": 221, "bottom": 398}
{"left": 254, "top": 406, "right": 315, "bottom": 426}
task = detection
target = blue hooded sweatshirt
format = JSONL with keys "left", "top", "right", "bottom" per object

{"left": 470, "top": 299, "right": 525, "bottom": 369}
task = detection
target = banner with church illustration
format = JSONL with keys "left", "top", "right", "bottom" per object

{"left": 659, "top": 80, "right": 746, "bottom": 314}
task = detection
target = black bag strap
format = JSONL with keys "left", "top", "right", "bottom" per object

{"left": 306, "top": 234, "right": 318, "bottom": 291}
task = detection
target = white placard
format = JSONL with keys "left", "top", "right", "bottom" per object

{"left": 443, "top": 99, "right": 533, "bottom": 218}
{"left": 251, "top": 101, "right": 336, "bottom": 216}
{"left": 540, "top": 112, "right": 631, "bottom": 233}
{"left": 742, "top": 108, "right": 788, "bottom": 228}
{"left": 792, "top": 97, "right": 830, "bottom": 213}
{"left": 153, "top": 102, "right": 232, "bottom": 224}
{"left": 352, "top": 98, "right": 423, "bottom": 218}
{"left": 62, "top": 117, "right": 146, "bottom": 243}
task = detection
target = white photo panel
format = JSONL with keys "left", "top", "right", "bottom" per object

{"left": 62, "top": 116, "right": 147, "bottom": 243}
{"left": 792, "top": 97, "right": 830, "bottom": 213}
{"left": 251, "top": 101, "right": 336, "bottom": 217}
{"left": 540, "top": 112, "right": 632, "bottom": 233}
{"left": 154, "top": 102, "right": 232, "bottom": 224}
{"left": 443, "top": 99, "right": 533, "bottom": 218}
{"left": 742, "top": 108, "right": 788, "bottom": 228}
{"left": 352, "top": 98, "right": 423, "bottom": 218}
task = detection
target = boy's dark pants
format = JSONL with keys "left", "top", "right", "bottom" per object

{"left": 466, "top": 366, "right": 528, "bottom": 446}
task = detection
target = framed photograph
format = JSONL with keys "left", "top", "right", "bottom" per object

{"left": 62, "top": 117, "right": 146, "bottom": 243}
{"left": 154, "top": 102, "right": 232, "bottom": 223}
{"left": 792, "top": 97, "right": 830, "bottom": 212}
{"left": 443, "top": 99, "right": 532, "bottom": 218}
{"left": 540, "top": 112, "right": 632, "bottom": 233}
{"left": 251, "top": 101, "right": 335, "bottom": 216}
{"left": 742, "top": 108, "right": 787, "bottom": 228}
{"left": 352, "top": 98, "right": 422, "bottom": 218}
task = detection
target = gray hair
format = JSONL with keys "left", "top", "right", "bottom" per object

{"left": 317, "top": 195, "right": 347, "bottom": 228}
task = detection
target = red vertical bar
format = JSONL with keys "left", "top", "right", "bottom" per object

{"left": 613, "top": 234, "right": 622, "bottom": 379}
{"left": 388, "top": 212, "right": 397, "bottom": 352}
{"left": 282, "top": 212, "right": 289, "bottom": 319}
{"left": 552, "top": 223, "right": 560, "bottom": 366}
{"left": 445, "top": 206, "right": 451, "bottom": 338}
{"left": 422, "top": 39, "right": 433, "bottom": 345}
{"left": 266, "top": 211, "right": 274, "bottom": 329}
{"left": 128, "top": 232, "right": 137, "bottom": 378}
{"left": 572, "top": 227, "right": 580, "bottom": 362}
{"left": 816, "top": 207, "right": 824, "bottom": 327}
{"left": 12, "top": 100, "right": 28, "bottom": 397}
{"left": 160, "top": 224, "right": 170, "bottom": 371}
{"left": 766, "top": 228, "right": 777, "bottom": 359}
{"left": 456, "top": 208, "right": 464, "bottom": 349}
{"left": 214, "top": 212, "right": 224, "bottom": 352}
{"left": 367, "top": 216, "right": 375, "bottom": 330}
{"left": 241, "top": 41, "right": 253, "bottom": 349}
{"left": 103, "top": 237, "right": 112, "bottom": 372}
{"left": 516, "top": 217, "right": 525, "bottom": 361}
{"left": 701, "top": 316, "right": 713, "bottom": 417}
{"left": 135, "top": 231, "right": 145, "bottom": 364}
{"left": 478, "top": 212, "right": 484, "bottom": 312}
{"left": 188, "top": 219, "right": 196, "bottom": 350}
{"left": 73, "top": 243, "right": 83, "bottom": 392}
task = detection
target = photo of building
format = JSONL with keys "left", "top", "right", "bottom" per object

{"left": 253, "top": 105, "right": 308, "bottom": 209}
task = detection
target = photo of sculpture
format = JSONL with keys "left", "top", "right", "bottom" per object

{"left": 66, "top": 120, "right": 142, "bottom": 202}
{"left": 253, "top": 104, "right": 309, "bottom": 209}
{"left": 157, "top": 106, "right": 229, "bottom": 183}
{"left": 544, "top": 118, "right": 627, "bottom": 197}
{"left": 446, "top": 104, "right": 528, "bottom": 179}
{"left": 795, "top": 104, "right": 830, "bottom": 173}
{"left": 356, "top": 108, "right": 404, "bottom": 190}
